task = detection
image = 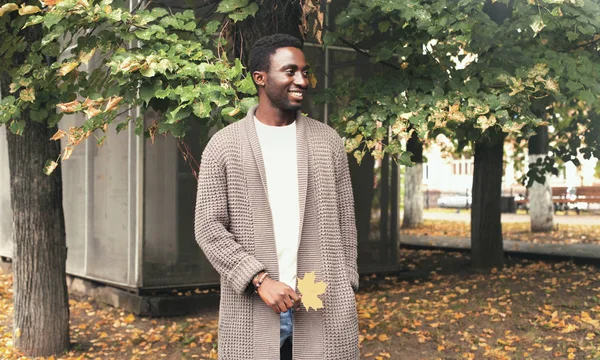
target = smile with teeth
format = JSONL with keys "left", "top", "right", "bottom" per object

{"left": 289, "top": 91, "right": 304, "bottom": 99}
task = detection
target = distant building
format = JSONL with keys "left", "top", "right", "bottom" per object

{"left": 422, "top": 136, "right": 599, "bottom": 196}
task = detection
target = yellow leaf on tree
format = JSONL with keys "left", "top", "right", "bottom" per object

{"left": 297, "top": 272, "right": 327, "bottom": 311}
{"left": 58, "top": 61, "right": 80, "bottom": 77}
{"left": 62, "top": 146, "right": 74, "bottom": 161}
{"left": 18, "top": 4, "right": 40, "bottom": 15}
{"left": 79, "top": 48, "right": 96, "bottom": 65}
{"left": 44, "top": 160, "right": 58, "bottom": 175}
{"left": 104, "top": 96, "right": 123, "bottom": 112}
{"left": 309, "top": 73, "right": 317, "bottom": 88}
{"left": 57, "top": 99, "right": 80, "bottom": 113}
{"left": 50, "top": 129, "right": 67, "bottom": 141}
{"left": 0, "top": 3, "right": 19, "bottom": 17}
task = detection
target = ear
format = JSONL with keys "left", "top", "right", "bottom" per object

{"left": 252, "top": 71, "right": 266, "bottom": 87}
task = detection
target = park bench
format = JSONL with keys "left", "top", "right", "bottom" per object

{"left": 515, "top": 186, "right": 600, "bottom": 214}
{"left": 574, "top": 186, "right": 600, "bottom": 205}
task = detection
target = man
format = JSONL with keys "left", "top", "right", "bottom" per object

{"left": 194, "top": 33, "right": 359, "bottom": 360}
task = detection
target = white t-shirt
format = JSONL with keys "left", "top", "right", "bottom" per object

{"left": 254, "top": 116, "right": 300, "bottom": 290}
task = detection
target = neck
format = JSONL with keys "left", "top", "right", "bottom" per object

{"left": 255, "top": 104, "right": 297, "bottom": 126}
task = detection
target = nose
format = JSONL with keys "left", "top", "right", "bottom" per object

{"left": 294, "top": 71, "right": 308, "bottom": 88}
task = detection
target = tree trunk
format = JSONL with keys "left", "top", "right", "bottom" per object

{"left": 389, "top": 160, "right": 399, "bottom": 264}
{"left": 1, "top": 10, "right": 70, "bottom": 356}
{"left": 471, "top": 134, "right": 505, "bottom": 269}
{"left": 6, "top": 123, "right": 70, "bottom": 356}
{"left": 379, "top": 151, "right": 390, "bottom": 260}
{"left": 402, "top": 131, "right": 424, "bottom": 228}
{"left": 528, "top": 126, "right": 553, "bottom": 232}
{"left": 348, "top": 153, "right": 375, "bottom": 265}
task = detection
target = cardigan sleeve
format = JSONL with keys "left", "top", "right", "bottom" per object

{"left": 194, "top": 151, "right": 265, "bottom": 295}
{"left": 334, "top": 138, "right": 359, "bottom": 292}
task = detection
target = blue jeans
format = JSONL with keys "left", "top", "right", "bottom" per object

{"left": 280, "top": 309, "right": 293, "bottom": 348}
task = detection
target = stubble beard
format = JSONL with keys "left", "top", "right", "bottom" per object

{"left": 265, "top": 87, "right": 302, "bottom": 111}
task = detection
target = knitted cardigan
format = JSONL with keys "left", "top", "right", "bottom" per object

{"left": 194, "top": 106, "right": 359, "bottom": 360}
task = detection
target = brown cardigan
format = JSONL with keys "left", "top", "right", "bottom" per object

{"left": 194, "top": 106, "right": 359, "bottom": 359}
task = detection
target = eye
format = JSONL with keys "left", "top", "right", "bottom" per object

{"left": 302, "top": 71, "right": 309, "bottom": 76}
{"left": 285, "top": 69, "right": 295, "bottom": 75}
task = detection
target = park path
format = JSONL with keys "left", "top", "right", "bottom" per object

{"left": 419, "top": 210, "right": 599, "bottom": 225}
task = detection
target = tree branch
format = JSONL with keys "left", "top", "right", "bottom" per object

{"left": 322, "top": 25, "right": 401, "bottom": 71}
{"left": 573, "top": 36, "right": 600, "bottom": 50}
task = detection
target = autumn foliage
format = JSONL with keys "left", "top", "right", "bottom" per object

{"left": 2, "top": 247, "right": 600, "bottom": 359}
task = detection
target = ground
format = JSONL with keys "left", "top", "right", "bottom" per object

{"left": 1, "top": 247, "right": 599, "bottom": 359}
{"left": 401, "top": 220, "right": 600, "bottom": 245}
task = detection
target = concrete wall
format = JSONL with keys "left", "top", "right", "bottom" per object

{"left": 0, "top": 126, "right": 13, "bottom": 259}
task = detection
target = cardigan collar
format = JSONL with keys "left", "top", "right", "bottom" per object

{"left": 242, "top": 105, "right": 309, "bottom": 251}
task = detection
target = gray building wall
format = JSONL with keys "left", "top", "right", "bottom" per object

{"left": 0, "top": 126, "right": 14, "bottom": 259}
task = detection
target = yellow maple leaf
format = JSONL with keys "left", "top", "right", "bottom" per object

{"left": 123, "top": 313, "right": 135, "bottom": 323}
{"left": 297, "top": 271, "right": 327, "bottom": 311}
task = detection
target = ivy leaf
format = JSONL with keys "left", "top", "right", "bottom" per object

{"left": 116, "top": 121, "right": 129, "bottom": 133}
{"left": 140, "top": 67, "right": 155, "bottom": 77}
{"left": 228, "top": 3, "right": 259, "bottom": 22}
{"left": 140, "top": 80, "right": 163, "bottom": 105}
{"left": 378, "top": 21, "right": 390, "bottom": 33}
{"left": 322, "top": 31, "right": 338, "bottom": 46}
{"left": 353, "top": 150, "right": 364, "bottom": 164}
{"left": 398, "top": 151, "right": 413, "bottom": 167}
{"left": 192, "top": 101, "right": 212, "bottom": 118}
{"left": 236, "top": 75, "right": 257, "bottom": 95}
{"left": 42, "top": 25, "right": 65, "bottom": 46}
{"left": 135, "top": 28, "right": 157, "bottom": 41}
{"left": 239, "top": 97, "right": 258, "bottom": 112}
{"left": 43, "top": 12, "right": 62, "bottom": 28}
{"left": 217, "top": 0, "right": 249, "bottom": 13}
{"left": 9, "top": 119, "right": 26, "bottom": 135}
{"left": 22, "top": 15, "right": 43, "bottom": 29}
{"left": 530, "top": 15, "right": 545, "bottom": 36}
{"left": 566, "top": 31, "right": 578, "bottom": 41}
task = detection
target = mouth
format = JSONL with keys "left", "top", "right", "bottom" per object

{"left": 288, "top": 90, "right": 305, "bottom": 101}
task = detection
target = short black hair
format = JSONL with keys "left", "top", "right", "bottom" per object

{"left": 248, "top": 33, "right": 303, "bottom": 75}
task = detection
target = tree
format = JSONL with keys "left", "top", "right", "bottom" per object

{"left": 0, "top": 0, "right": 261, "bottom": 355}
{"left": 528, "top": 124, "right": 553, "bottom": 231}
{"left": 320, "top": 0, "right": 600, "bottom": 268}
{"left": 402, "top": 130, "right": 423, "bottom": 229}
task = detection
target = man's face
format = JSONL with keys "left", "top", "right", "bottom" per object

{"left": 261, "top": 47, "right": 309, "bottom": 111}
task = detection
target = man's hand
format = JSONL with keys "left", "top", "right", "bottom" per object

{"left": 257, "top": 277, "right": 301, "bottom": 314}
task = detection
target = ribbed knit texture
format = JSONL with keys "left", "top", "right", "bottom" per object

{"left": 195, "top": 106, "right": 359, "bottom": 359}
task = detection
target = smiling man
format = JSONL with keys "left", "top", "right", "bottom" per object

{"left": 194, "top": 34, "right": 359, "bottom": 360}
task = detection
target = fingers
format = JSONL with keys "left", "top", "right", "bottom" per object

{"left": 284, "top": 292, "right": 296, "bottom": 309}
{"left": 293, "top": 293, "right": 302, "bottom": 310}
{"left": 273, "top": 291, "right": 298, "bottom": 314}
{"left": 258, "top": 281, "right": 301, "bottom": 314}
